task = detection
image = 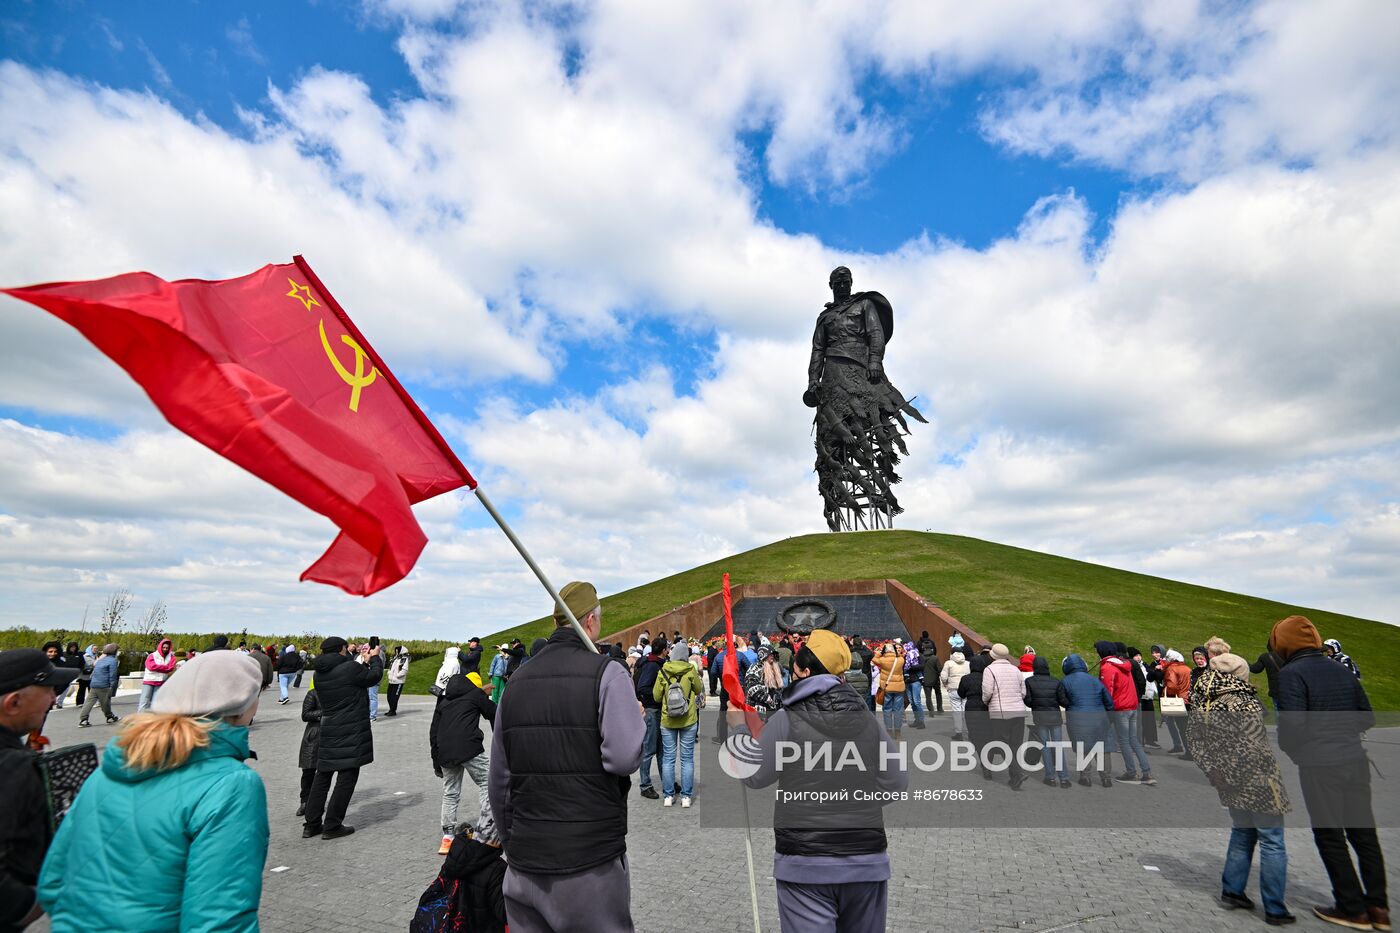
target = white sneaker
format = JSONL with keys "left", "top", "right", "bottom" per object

{"left": 681, "top": 797, "right": 692, "bottom": 808}
{"left": 663, "top": 796, "right": 674, "bottom": 807}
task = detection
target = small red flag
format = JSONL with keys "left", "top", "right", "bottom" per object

{"left": 721, "top": 573, "right": 763, "bottom": 735}
{"left": 3, "top": 257, "right": 475, "bottom": 596}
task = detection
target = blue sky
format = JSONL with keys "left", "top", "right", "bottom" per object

{"left": 3, "top": 2, "right": 1139, "bottom": 252}
{"left": 1, "top": 1, "right": 1397, "bottom": 638}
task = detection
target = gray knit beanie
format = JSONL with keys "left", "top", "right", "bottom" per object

{"left": 151, "top": 650, "right": 262, "bottom": 718}
{"left": 669, "top": 643, "right": 691, "bottom": 662}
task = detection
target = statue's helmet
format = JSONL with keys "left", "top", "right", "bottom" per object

{"left": 828, "top": 266, "right": 852, "bottom": 287}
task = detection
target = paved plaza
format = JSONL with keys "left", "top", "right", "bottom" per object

{"left": 30, "top": 684, "right": 1398, "bottom": 933}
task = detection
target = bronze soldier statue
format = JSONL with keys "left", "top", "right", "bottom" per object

{"left": 805, "top": 266, "right": 926, "bottom": 531}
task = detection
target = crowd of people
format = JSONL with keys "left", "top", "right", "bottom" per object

{"left": 0, "top": 603, "right": 1388, "bottom": 932}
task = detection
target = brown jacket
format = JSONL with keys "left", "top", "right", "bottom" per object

{"left": 871, "top": 648, "right": 906, "bottom": 694}
{"left": 1162, "top": 660, "right": 1191, "bottom": 700}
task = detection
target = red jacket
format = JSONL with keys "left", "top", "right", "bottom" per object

{"left": 1099, "top": 655, "right": 1138, "bottom": 711}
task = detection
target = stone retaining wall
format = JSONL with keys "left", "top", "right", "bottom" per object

{"left": 604, "top": 578, "right": 987, "bottom": 652}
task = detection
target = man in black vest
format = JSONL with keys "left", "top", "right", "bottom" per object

{"left": 488, "top": 582, "right": 644, "bottom": 932}
{"left": 729, "top": 630, "right": 908, "bottom": 933}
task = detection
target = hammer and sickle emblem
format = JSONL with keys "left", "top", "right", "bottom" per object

{"left": 318, "top": 319, "right": 378, "bottom": 412}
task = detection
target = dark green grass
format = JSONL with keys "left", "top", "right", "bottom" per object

{"left": 466, "top": 530, "right": 1400, "bottom": 708}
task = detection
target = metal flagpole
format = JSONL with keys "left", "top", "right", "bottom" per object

{"left": 473, "top": 486, "right": 598, "bottom": 654}
{"left": 740, "top": 781, "right": 762, "bottom": 933}
{"left": 721, "top": 572, "right": 762, "bottom": 933}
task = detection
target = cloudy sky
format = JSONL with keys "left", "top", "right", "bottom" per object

{"left": 2, "top": 0, "right": 1397, "bottom": 639}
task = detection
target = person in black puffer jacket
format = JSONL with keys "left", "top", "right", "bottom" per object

{"left": 958, "top": 654, "right": 992, "bottom": 778}
{"left": 1272, "top": 615, "right": 1388, "bottom": 930}
{"left": 297, "top": 689, "right": 321, "bottom": 817}
{"left": 302, "top": 637, "right": 383, "bottom": 840}
{"left": 1249, "top": 645, "right": 1284, "bottom": 711}
{"left": 1022, "top": 656, "right": 1071, "bottom": 787}
{"left": 730, "top": 630, "right": 907, "bottom": 933}
{"left": 431, "top": 673, "right": 498, "bottom": 849}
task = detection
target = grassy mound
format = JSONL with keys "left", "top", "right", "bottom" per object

{"left": 461, "top": 530, "right": 1400, "bottom": 708}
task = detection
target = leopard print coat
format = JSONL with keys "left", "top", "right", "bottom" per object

{"left": 1185, "top": 669, "right": 1290, "bottom": 815}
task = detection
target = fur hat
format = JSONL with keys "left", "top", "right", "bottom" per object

{"left": 1209, "top": 652, "right": 1250, "bottom": 681}
{"left": 151, "top": 651, "right": 262, "bottom": 719}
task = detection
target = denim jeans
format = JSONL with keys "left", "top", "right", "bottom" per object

{"left": 367, "top": 683, "right": 379, "bottom": 719}
{"left": 1223, "top": 808, "right": 1288, "bottom": 917}
{"left": 660, "top": 722, "right": 698, "bottom": 798}
{"left": 1032, "top": 723, "right": 1070, "bottom": 780}
{"left": 639, "top": 709, "right": 661, "bottom": 789}
{"left": 905, "top": 676, "right": 925, "bottom": 723}
{"left": 279, "top": 673, "right": 295, "bottom": 701}
{"left": 137, "top": 683, "right": 160, "bottom": 712}
{"left": 1111, "top": 709, "right": 1152, "bottom": 775}
{"left": 882, "top": 691, "right": 906, "bottom": 733}
{"left": 1164, "top": 713, "right": 1186, "bottom": 750}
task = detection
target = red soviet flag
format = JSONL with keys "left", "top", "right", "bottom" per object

{"left": 2, "top": 256, "right": 475, "bottom": 596}
{"left": 721, "top": 573, "right": 763, "bottom": 736}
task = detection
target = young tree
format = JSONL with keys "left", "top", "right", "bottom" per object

{"left": 135, "top": 600, "right": 168, "bottom": 640}
{"left": 99, "top": 588, "right": 131, "bottom": 639}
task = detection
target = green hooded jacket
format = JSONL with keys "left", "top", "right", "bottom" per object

{"left": 38, "top": 722, "right": 268, "bottom": 932}
{"left": 652, "top": 660, "right": 704, "bottom": 729}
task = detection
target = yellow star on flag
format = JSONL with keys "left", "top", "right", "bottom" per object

{"left": 286, "top": 278, "right": 320, "bottom": 311}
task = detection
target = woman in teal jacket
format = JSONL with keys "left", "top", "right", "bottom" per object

{"left": 39, "top": 650, "right": 268, "bottom": 932}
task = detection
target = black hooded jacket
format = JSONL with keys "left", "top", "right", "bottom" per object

{"left": 1250, "top": 650, "right": 1283, "bottom": 700}
{"left": 431, "top": 674, "right": 498, "bottom": 769}
{"left": 441, "top": 835, "right": 507, "bottom": 933}
{"left": 311, "top": 652, "right": 383, "bottom": 771}
{"left": 299, "top": 689, "right": 321, "bottom": 770}
{"left": 1022, "top": 656, "right": 1067, "bottom": 725}
{"left": 958, "top": 655, "right": 990, "bottom": 712}
{"left": 1276, "top": 647, "right": 1375, "bottom": 766}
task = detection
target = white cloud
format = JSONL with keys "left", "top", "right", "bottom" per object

{"left": 1, "top": 1, "right": 1398, "bottom": 635}
{"left": 981, "top": 0, "right": 1400, "bottom": 179}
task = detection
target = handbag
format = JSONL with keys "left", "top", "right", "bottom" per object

{"left": 1160, "top": 696, "right": 1187, "bottom": 717}
{"left": 40, "top": 743, "right": 99, "bottom": 829}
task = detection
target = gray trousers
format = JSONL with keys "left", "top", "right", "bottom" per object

{"left": 503, "top": 856, "right": 633, "bottom": 932}
{"left": 775, "top": 879, "right": 888, "bottom": 933}
{"left": 80, "top": 686, "right": 114, "bottom": 722}
{"left": 440, "top": 754, "right": 490, "bottom": 834}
